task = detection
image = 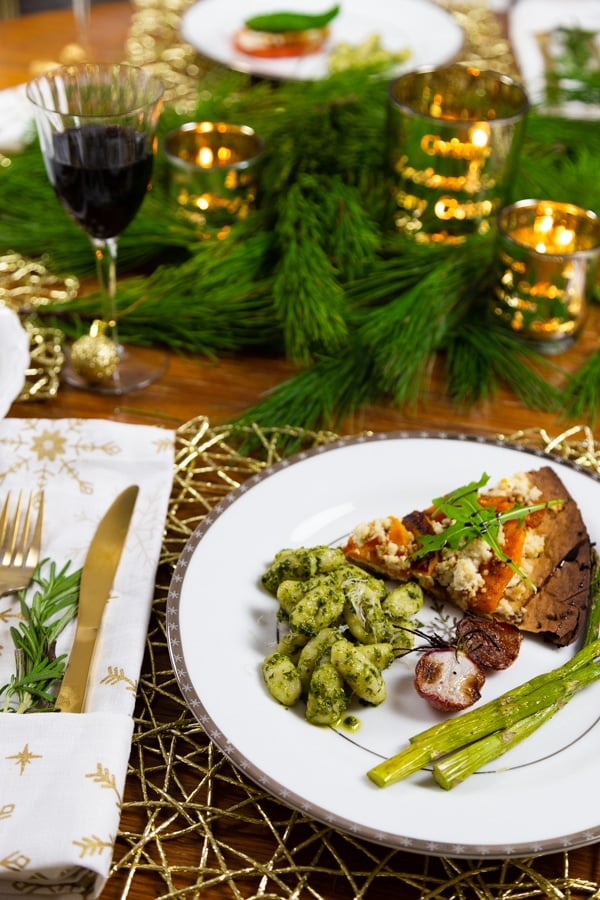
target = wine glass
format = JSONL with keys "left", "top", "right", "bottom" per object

{"left": 26, "top": 63, "right": 165, "bottom": 394}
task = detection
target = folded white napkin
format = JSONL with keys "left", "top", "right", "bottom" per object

{"left": 0, "top": 85, "right": 34, "bottom": 155}
{"left": 510, "top": 0, "right": 600, "bottom": 116}
{"left": 0, "top": 417, "right": 175, "bottom": 898}
{"left": 0, "top": 306, "right": 30, "bottom": 417}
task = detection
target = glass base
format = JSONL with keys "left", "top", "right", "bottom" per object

{"left": 62, "top": 343, "right": 168, "bottom": 395}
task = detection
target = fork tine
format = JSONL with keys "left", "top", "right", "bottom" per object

{"left": 0, "top": 492, "right": 22, "bottom": 566}
{"left": 26, "top": 492, "right": 43, "bottom": 569}
{"left": 0, "top": 493, "right": 10, "bottom": 551}
{"left": 0, "top": 491, "right": 43, "bottom": 569}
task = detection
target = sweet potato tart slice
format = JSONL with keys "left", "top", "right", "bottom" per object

{"left": 343, "top": 467, "right": 592, "bottom": 646}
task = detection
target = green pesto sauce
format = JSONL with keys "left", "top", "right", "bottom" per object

{"left": 339, "top": 714, "right": 361, "bottom": 733}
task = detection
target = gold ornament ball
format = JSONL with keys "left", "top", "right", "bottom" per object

{"left": 70, "top": 332, "right": 119, "bottom": 385}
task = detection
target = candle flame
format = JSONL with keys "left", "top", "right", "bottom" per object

{"left": 533, "top": 212, "right": 577, "bottom": 254}
{"left": 217, "top": 146, "right": 233, "bottom": 164}
{"left": 535, "top": 214, "right": 555, "bottom": 236}
{"left": 196, "top": 146, "right": 214, "bottom": 168}
{"left": 469, "top": 123, "right": 490, "bottom": 148}
{"left": 193, "top": 144, "right": 235, "bottom": 168}
{"left": 555, "top": 226, "right": 576, "bottom": 249}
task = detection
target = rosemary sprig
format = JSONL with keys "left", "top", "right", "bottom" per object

{"left": 411, "top": 473, "right": 563, "bottom": 587}
{"left": 0, "top": 559, "right": 81, "bottom": 713}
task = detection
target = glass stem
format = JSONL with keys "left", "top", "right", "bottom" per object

{"left": 72, "top": 0, "right": 90, "bottom": 53}
{"left": 92, "top": 236, "right": 121, "bottom": 351}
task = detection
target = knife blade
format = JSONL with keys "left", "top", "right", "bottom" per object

{"left": 55, "top": 484, "right": 139, "bottom": 713}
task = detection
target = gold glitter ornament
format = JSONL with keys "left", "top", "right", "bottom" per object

{"left": 70, "top": 319, "right": 119, "bottom": 385}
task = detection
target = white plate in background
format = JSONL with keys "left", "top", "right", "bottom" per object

{"left": 510, "top": 0, "right": 600, "bottom": 115}
{"left": 181, "top": 0, "right": 463, "bottom": 81}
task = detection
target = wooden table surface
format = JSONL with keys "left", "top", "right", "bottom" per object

{"left": 2, "top": 4, "right": 600, "bottom": 898}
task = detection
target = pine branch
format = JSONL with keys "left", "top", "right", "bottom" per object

{"left": 321, "top": 177, "right": 382, "bottom": 282}
{"left": 358, "top": 254, "right": 474, "bottom": 405}
{"left": 41, "top": 215, "right": 281, "bottom": 353}
{"left": 233, "top": 340, "right": 379, "bottom": 437}
{"left": 272, "top": 176, "right": 350, "bottom": 363}
{"left": 561, "top": 350, "right": 600, "bottom": 424}
{"left": 444, "top": 321, "right": 564, "bottom": 413}
{"left": 513, "top": 115, "right": 600, "bottom": 212}
{"left": 4, "top": 73, "right": 600, "bottom": 432}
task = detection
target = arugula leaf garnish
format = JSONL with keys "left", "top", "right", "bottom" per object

{"left": 410, "top": 473, "right": 563, "bottom": 588}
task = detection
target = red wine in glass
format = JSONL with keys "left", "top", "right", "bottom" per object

{"left": 26, "top": 64, "right": 165, "bottom": 394}
{"left": 49, "top": 124, "right": 153, "bottom": 240}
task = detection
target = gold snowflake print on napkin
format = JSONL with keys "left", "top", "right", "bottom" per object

{"left": 0, "top": 419, "right": 123, "bottom": 494}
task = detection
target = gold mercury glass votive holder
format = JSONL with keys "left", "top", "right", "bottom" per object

{"left": 387, "top": 64, "right": 529, "bottom": 243}
{"left": 163, "top": 122, "right": 264, "bottom": 233}
{"left": 492, "top": 199, "right": 600, "bottom": 354}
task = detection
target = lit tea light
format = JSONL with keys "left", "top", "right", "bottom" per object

{"left": 163, "top": 122, "right": 264, "bottom": 233}
{"left": 387, "top": 65, "right": 528, "bottom": 243}
{"left": 509, "top": 204, "right": 582, "bottom": 255}
{"left": 492, "top": 199, "right": 600, "bottom": 353}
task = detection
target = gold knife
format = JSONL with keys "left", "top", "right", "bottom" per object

{"left": 55, "top": 484, "right": 139, "bottom": 713}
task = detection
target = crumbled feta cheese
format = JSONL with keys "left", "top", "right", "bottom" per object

{"left": 485, "top": 472, "right": 542, "bottom": 504}
{"left": 435, "top": 552, "right": 484, "bottom": 598}
{"left": 523, "top": 530, "right": 544, "bottom": 558}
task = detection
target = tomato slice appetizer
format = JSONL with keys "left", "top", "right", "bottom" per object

{"left": 232, "top": 26, "right": 328, "bottom": 58}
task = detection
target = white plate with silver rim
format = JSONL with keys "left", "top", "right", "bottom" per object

{"left": 180, "top": 0, "right": 464, "bottom": 81}
{"left": 167, "top": 432, "right": 600, "bottom": 857}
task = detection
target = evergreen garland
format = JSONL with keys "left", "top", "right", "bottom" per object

{"left": 2, "top": 66, "right": 600, "bottom": 431}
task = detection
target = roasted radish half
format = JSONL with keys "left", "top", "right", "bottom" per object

{"left": 456, "top": 615, "right": 522, "bottom": 670}
{"left": 414, "top": 648, "right": 485, "bottom": 711}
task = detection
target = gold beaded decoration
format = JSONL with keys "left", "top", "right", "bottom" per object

{"left": 0, "top": 252, "right": 76, "bottom": 401}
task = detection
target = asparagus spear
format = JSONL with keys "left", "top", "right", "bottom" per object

{"left": 367, "top": 638, "right": 600, "bottom": 788}
{"left": 368, "top": 554, "right": 600, "bottom": 791}
{"left": 431, "top": 669, "right": 598, "bottom": 789}
{"left": 583, "top": 549, "right": 600, "bottom": 646}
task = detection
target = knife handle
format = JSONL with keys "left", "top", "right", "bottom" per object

{"left": 55, "top": 623, "right": 99, "bottom": 713}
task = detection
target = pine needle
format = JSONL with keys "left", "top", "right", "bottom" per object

{"left": 234, "top": 340, "right": 379, "bottom": 435}
{"left": 444, "top": 320, "right": 564, "bottom": 412}
{"left": 562, "top": 350, "right": 600, "bottom": 423}
{"left": 513, "top": 114, "right": 600, "bottom": 211}
{"left": 358, "top": 254, "right": 475, "bottom": 405}
{"left": 272, "top": 176, "right": 349, "bottom": 363}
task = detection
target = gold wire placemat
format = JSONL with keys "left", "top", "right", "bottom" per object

{"left": 109, "top": 417, "right": 600, "bottom": 899}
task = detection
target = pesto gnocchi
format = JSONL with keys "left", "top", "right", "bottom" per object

{"left": 260, "top": 545, "right": 423, "bottom": 726}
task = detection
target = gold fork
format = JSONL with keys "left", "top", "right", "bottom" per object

{"left": 0, "top": 491, "right": 44, "bottom": 597}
